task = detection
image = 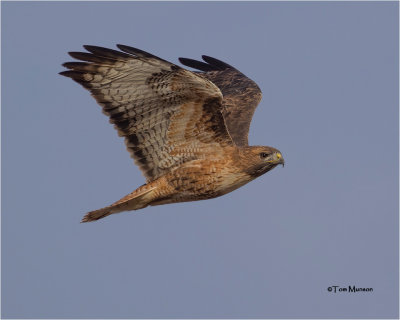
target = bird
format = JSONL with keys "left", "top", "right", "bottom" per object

{"left": 60, "top": 44, "right": 284, "bottom": 222}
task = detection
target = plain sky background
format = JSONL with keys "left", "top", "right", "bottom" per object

{"left": 1, "top": 1, "right": 399, "bottom": 319}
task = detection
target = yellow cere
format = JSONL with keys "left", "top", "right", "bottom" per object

{"left": 276, "top": 152, "right": 282, "bottom": 159}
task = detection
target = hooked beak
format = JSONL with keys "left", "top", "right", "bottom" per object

{"left": 267, "top": 152, "right": 285, "bottom": 167}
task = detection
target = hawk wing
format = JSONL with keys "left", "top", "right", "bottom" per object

{"left": 179, "top": 55, "right": 262, "bottom": 147}
{"left": 60, "top": 45, "right": 233, "bottom": 182}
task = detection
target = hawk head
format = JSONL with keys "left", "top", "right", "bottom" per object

{"left": 242, "top": 146, "right": 284, "bottom": 178}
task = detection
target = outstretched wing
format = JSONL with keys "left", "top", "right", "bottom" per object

{"left": 60, "top": 45, "right": 233, "bottom": 182}
{"left": 179, "top": 55, "right": 262, "bottom": 146}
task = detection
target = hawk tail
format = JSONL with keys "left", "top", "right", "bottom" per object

{"left": 81, "top": 206, "right": 116, "bottom": 223}
{"left": 81, "top": 185, "right": 156, "bottom": 223}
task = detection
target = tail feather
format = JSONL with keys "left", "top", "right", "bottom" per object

{"left": 81, "top": 206, "right": 115, "bottom": 223}
{"left": 81, "top": 186, "right": 156, "bottom": 223}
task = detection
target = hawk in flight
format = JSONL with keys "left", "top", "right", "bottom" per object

{"left": 60, "top": 45, "right": 284, "bottom": 222}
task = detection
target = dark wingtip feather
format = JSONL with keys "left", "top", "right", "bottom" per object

{"left": 62, "top": 62, "right": 88, "bottom": 69}
{"left": 117, "top": 44, "right": 171, "bottom": 64}
{"left": 202, "top": 55, "right": 234, "bottom": 70}
{"left": 68, "top": 51, "right": 88, "bottom": 60}
{"left": 179, "top": 55, "right": 236, "bottom": 72}
{"left": 83, "top": 45, "right": 131, "bottom": 59}
{"left": 68, "top": 51, "right": 117, "bottom": 64}
{"left": 58, "top": 70, "right": 89, "bottom": 85}
{"left": 68, "top": 51, "right": 95, "bottom": 61}
{"left": 59, "top": 70, "right": 78, "bottom": 77}
{"left": 117, "top": 44, "right": 150, "bottom": 57}
{"left": 179, "top": 57, "right": 216, "bottom": 72}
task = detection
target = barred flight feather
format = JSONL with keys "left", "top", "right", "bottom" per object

{"left": 60, "top": 45, "right": 233, "bottom": 182}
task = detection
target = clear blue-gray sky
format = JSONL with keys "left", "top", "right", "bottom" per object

{"left": 2, "top": 1, "right": 399, "bottom": 319}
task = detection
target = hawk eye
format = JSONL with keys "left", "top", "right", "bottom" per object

{"left": 260, "top": 152, "right": 269, "bottom": 159}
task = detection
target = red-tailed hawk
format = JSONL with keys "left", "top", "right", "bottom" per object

{"left": 60, "top": 45, "right": 284, "bottom": 222}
